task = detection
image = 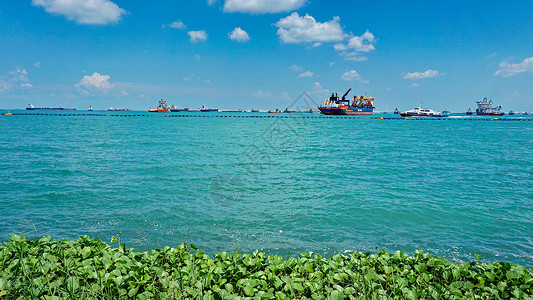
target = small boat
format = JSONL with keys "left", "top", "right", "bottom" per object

{"left": 317, "top": 88, "right": 375, "bottom": 115}
{"left": 148, "top": 99, "right": 169, "bottom": 112}
{"left": 475, "top": 97, "right": 503, "bottom": 116}
{"left": 394, "top": 108, "right": 399, "bottom": 114}
{"left": 442, "top": 109, "right": 450, "bottom": 116}
{"left": 524, "top": 112, "right": 529, "bottom": 116}
{"left": 26, "top": 104, "right": 75, "bottom": 111}
{"left": 508, "top": 110, "right": 515, "bottom": 115}
{"left": 268, "top": 109, "right": 281, "bottom": 113}
{"left": 251, "top": 109, "right": 260, "bottom": 112}
{"left": 170, "top": 105, "right": 189, "bottom": 112}
{"left": 199, "top": 105, "right": 218, "bottom": 112}
{"left": 283, "top": 108, "right": 297, "bottom": 113}
{"left": 108, "top": 107, "right": 130, "bottom": 111}
{"left": 466, "top": 108, "right": 473, "bottom": 115}
{"left": 88, "top": 106, "right": 93, "bottom": 111}
{"left": 400, "top": 106, "right": 447, "bottom": 117}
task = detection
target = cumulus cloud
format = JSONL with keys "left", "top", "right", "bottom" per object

{"left": 341, "top": 70, "right": 369, "bottom": 83}
{"left": 188, "top": 30, "right": 208, "bottom": 42}
{"left": 275, "top": 13, "right": 345, "bottom": 45}
{"left": 290, "top": 65, "right": 303, "bottom": 72}
{"left": 0, "top": 68, "right": 32, "bottom": 93}
{"left": 253, "top": 90, "right": 273, "bottom": 98}
{"left": 76, "top": 72, "right": 114, "bottom": 91}
{"left": 309, "top": 81, "right": 329, "bottom": 98}
{"left": 223, "top": 0, "right": 306, "bottom": 13}
{"left": 402, "top": 70, "right": 440, "bottom": 80}
{"left": 298, "top": 71, "right": 314, "bottom": 78}
{"left": 494, "top": 57, "right": 533, "bottom": 77}
{"left": 228, "top": 27, "right": 250, "bottom": 42}
{"left": 33, "top": 62, "right": 41, "bottom": 67}
{"left": 163, "top": 20, "right": 186, "bottom": 29}
{"left": 31, "top": 0, "right": 126, "bottom": 25}
{"left": 334, "top": 30, "right": 376, "bottom": 61}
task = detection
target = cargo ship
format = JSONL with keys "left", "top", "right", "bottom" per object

{"left": 199, "top": 105, "right": 218, "bottom": 112}
{"left": 476, "top": 97, "right": 503, "bottom": 116}
{"left": 148, "top": 99, "right": 169, "bottom": 112}
{"left": 317, "top": 88, "right": 375, "bottom": 115}
{"left": 170, "top": 105, "right": 189, "bottom": 112}
{"left": 26, "top": 104, "right": 76, "bottom": 111}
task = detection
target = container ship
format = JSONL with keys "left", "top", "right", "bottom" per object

{"left": 26, "top": 104, "right": 76, "bottom": 111}
{"left": 475, "top": 98, "right": 503, "bottom": 116}
{"left": 317, "top": 88, "right": 375, "bottom": 115}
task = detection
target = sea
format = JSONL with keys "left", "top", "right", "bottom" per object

{"left": 0, "top": 109, "right": 532, "bottom": 268}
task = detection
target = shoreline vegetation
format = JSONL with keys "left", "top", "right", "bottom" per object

{"left": 0, "top": 235, "right": 531, "bottom": 299}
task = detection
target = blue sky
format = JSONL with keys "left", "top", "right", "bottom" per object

{"left": 1, "top": 0, "right": 532, "bottom": 111}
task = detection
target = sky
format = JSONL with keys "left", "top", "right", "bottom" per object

{"left": 0, "top": 0, "right": 532, "bottom": 112}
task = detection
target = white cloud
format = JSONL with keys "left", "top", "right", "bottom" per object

{"left": 402, "top": 70, "right": 439, "bottom": 80}
{"left": 223, "top": 0, "right": 306, "bottom": 13}
{"left": 275, "top": 13, "right": 345, "bottom": 44}
{"left": 188, "top": 30, "right": 207, "bottom": 42}
{"left": 163, "top": 20, "right": 186, "bottom": 29}
{"left": 334, "top": 30, "right": 376, "bottom": 61}
{"left": 76, "top": 72, "right": 114, "bottom": 91}
{"left": 298, "top": 71, "right": 314, "bottom": 78}
{"left": 32, "top": 0, "right": 126, "bottom": 25}
{"left": 20, "top": 83, "right": 34, "bottom": 88}
{"left": 341, "top": 70, "right": 368, "bottom": 83}
{"left": 253, "top": 90, "right": 272, "bottom": 98}
{"left": 494, "top": 57, "right": 533, "bottom": 77}
{"left": 33, "top": 62, "right": 41, "bottom": 67}
{"left": 208, "top": 0, "right": 217, "bottom": 5}
{"left": 290, "top": 65, "right": 303, "bottom": 72}
{"left": 409, "top": 82, "right": 420, "bottom": 88}
{"left": 228, "top": 27, "right": 250, "bottom": 42}
{"left": 0, "top": 68, "right": 31, "bottom": 93}
{"left": 309, "top": 81, "right": 329, "bottom": 98}
{"left": 120, "top": 90, "right": 129, "bottom": 96}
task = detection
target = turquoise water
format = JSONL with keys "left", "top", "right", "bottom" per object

{"left": 0, "top": 110, "right": 532, "bottom": 267}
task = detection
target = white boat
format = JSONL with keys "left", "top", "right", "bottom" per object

{"left": 400, "top": 106, "right": 447, "bottom": 117}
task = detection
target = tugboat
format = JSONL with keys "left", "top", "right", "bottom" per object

{"left": 317, "top": 88, "right": 375, "bottom": 115}
{"left": 400, "top": 105, "right": 447, "bottom": 117}
{"left": 148, "top": 99, "right": 169, "bottom": 112}
{"left": 475, "top": 97, "right": 503, "bottom": 116}
{"left": 394, "top": 108, "right": 400, "bottom": 114}
{"left": 170, "top": 105, "right": 189, "bottom": 112}
{"left": 199, "top": 105, "right": 218, "bottom": 112}
{"left": 88, "top": 106, "right": 93, "bottom": 111}
{"left": 466, "top": 108, "right": 473, "bottom": 115}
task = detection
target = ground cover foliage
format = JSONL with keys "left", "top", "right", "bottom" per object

{"left": 0, "top": 235, "right": 531, "bottom": 299}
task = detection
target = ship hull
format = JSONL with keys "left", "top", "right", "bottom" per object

{"left": 399, "top": 113, "right": 447, "bottom": 117}
{"left": 318, "top": 107, "right": 373, "bottom": 115}
{"left": 148, "top": 109, "right": 169, "bottom": 112}
{"left": 27, "top": 107, "right": 76, "bottom": 111}
{"left": 476, "top": 112, "right": 504, "bottom": 116}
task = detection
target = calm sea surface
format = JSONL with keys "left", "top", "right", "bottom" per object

{"left": 0, "top": 110, "right": 532, "bottom": 267}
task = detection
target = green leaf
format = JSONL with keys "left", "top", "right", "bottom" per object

{"left": 244, "top": 285, "right": 254, "bottom": 296}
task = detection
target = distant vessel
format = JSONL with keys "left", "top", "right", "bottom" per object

{"left": 88, "top": 106, "right": 93, "bottom": 111}
{"left": 466, "top": 108, "right": 473, "bottom": 115}
{"left": 170, "top": 105, "right": 189, "bottom": 112}
{"left": 283, "top": 108, "right": 297, "bottom": 113}
{"left": 108, "top": 107, "right": 130, "bottom": 111}
{"left": 508, "top": 110, "right": 515, "bottom": 115}
{"left": 442, "top": 109, "right": 450, "bottom": 116}
{"left": 199, "top": 105, "right": 218, "bottom": 112}
{"left": 400, "top": 106, "right": 447, "bottom": 117}
{"left": 26, "top": 104, "right": 75, "bottom": 111}
{"left": 317, "top": 88, "right": 375, "bottom": 115}
{"left": 476, "top": 97, "right": 503, "bottom": 116}
{"left": 148, "top": 99, "right": 169, "bottom": 112}
{"left": 394, "top": 108, "right": 399, "bottom": 114}
{"left": 268, "top": 109, "right": 281, "bottom": 113}
{"left": 5, "top": 111, "right": 12, "bottom": 115}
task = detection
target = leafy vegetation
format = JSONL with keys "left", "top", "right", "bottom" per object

{"left": 0, "top": 234, "right": 531, "bottom": 299}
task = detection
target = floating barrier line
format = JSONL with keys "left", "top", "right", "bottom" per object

{"left": 4, "top": 113, "right": 532, "bottom": 121}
